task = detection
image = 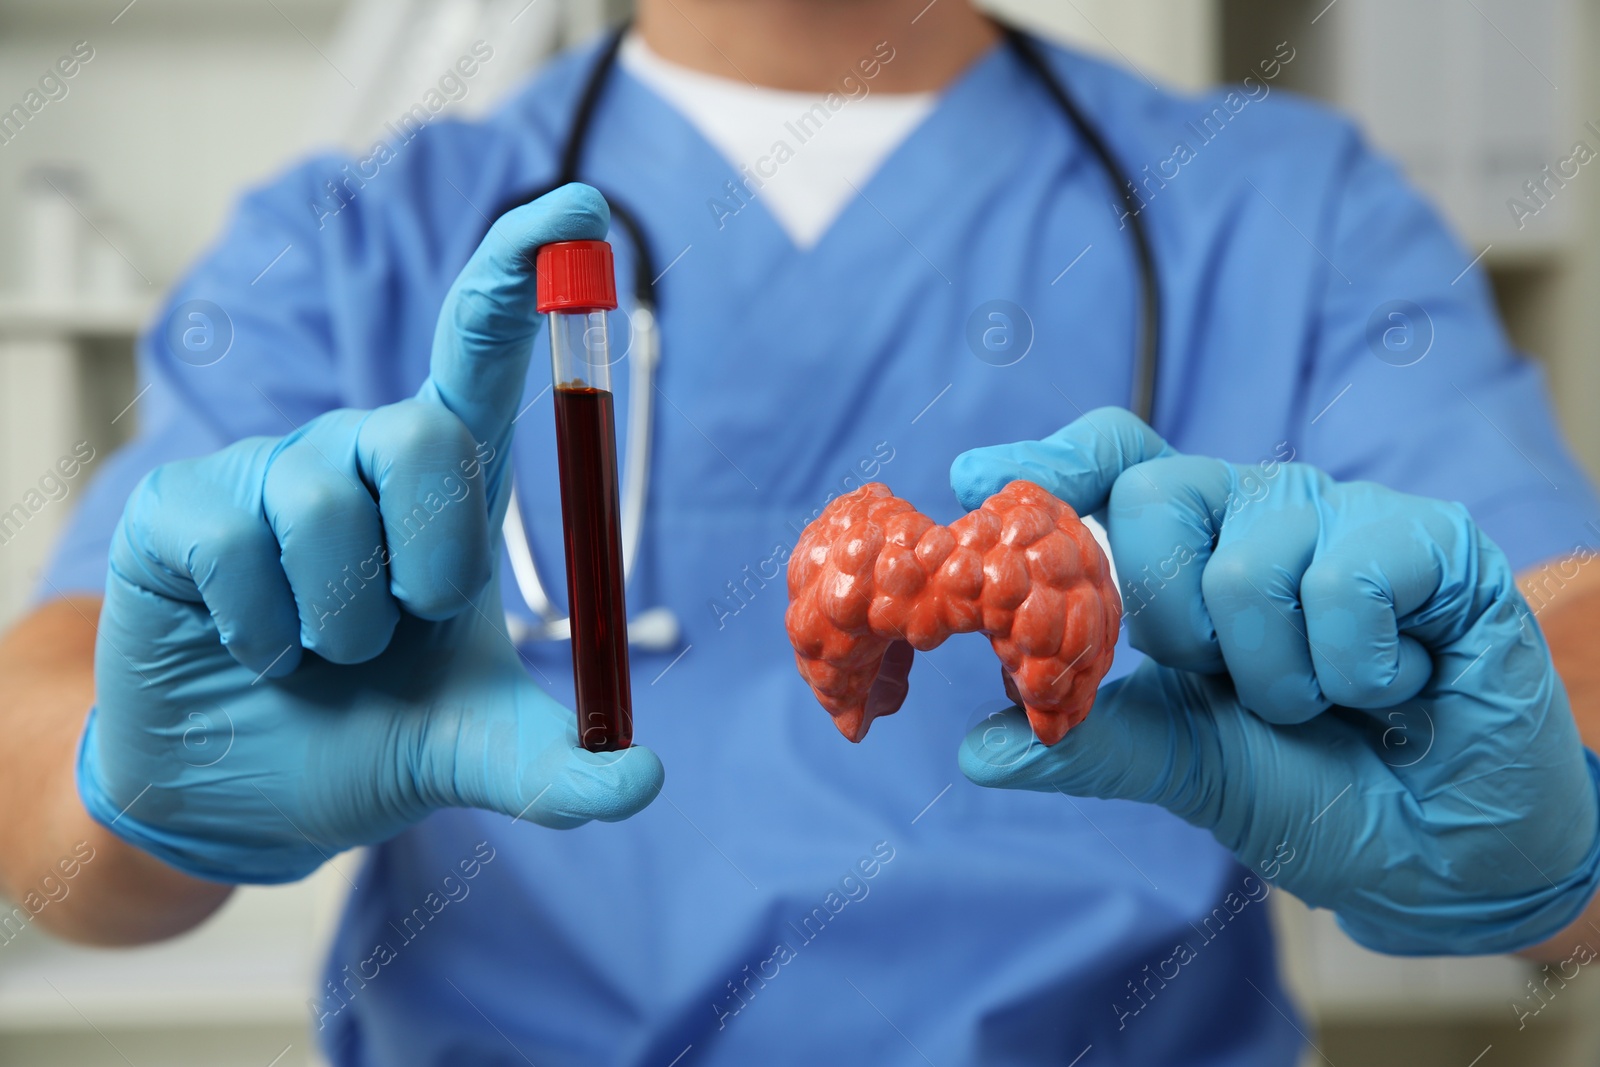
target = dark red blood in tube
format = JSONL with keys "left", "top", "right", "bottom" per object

{"left": 552, "top": 385, "right": 633, "bottom": 751}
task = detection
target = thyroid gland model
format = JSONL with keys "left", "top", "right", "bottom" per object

{"left": 784, "top": 481, "right": 1120, "bottom": 745}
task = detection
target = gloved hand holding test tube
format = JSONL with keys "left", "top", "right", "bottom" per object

{"left": 76, "top": 186, "right": 662, "bottom": 885}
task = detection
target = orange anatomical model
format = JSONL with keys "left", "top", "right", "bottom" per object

{"left": 784, "top": 481, "right": 1120, "bottom": 745}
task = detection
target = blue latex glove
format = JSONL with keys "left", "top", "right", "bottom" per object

{"left": 77, "top": 184, "right": 664, "bottom": 884}
{"left": 950, "top": 408, "right": 1600, "bottom": 955}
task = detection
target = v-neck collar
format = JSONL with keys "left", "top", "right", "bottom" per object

{"left": 604, "top": 37, "right": 1025, "bottom": 258}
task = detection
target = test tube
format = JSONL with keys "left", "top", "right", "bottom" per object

{"left": 535, "top": 240, "right": 633, "bottom": 751}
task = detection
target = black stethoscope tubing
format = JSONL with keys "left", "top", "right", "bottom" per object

{"left": 492, "top": 20, "right": 1162, "bottom": 425}
{"left": 493, "top": 22, "right": 1164, "bottom": 646}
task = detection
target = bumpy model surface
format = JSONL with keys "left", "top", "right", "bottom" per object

{"left": 785, "top": 481, "right": 1120, "bottom": 745}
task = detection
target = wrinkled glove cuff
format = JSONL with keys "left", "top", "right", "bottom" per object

{"left": 75, "top": 707, "right": 313, "bottom": 886}
{"left": 1337, "top": 748, "right": 1600, "bottom": 957}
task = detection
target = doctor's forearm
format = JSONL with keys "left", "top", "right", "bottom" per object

{"left": 0, "top": 597, "right": 232, "bottom": 945}
{"left": 1518, "top": 563, "right": 1600, "bottom": 962}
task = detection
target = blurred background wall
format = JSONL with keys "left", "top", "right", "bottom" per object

{"left": 1, "top": 0, "right": 1598, "bottom": 1064}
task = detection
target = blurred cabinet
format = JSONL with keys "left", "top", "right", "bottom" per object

{"left": 0, "top": 298, "right": 144, "bottom": 626}
{"left": 1227, "top": 0, "right": 1580, "bottom": 256}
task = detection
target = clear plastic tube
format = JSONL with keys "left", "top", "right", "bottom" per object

{"left": 549, "top": 307, "right": 632, "bottom": 751}
{"left": 549, "top": 309, "right": 613, "bottom": 392}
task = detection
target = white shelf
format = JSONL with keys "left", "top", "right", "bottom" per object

{"left": 0, "top": 294, "right": 155, "bottom": 338}
{"left": 0, "top": 292, "right": 155, "bottom": 337}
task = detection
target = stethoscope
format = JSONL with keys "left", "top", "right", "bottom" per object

{"left": 493, "top": 22, "right": 1160, "bottom": 651}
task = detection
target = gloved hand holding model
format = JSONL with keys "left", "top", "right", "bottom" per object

{"left": 76, "top": 184, "right": 664, "bottom": 884}
{"left": 951, "top": 408, "right": 1600, "bottom": 956}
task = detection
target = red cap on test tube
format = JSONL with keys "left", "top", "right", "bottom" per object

{"left": 535, "top": 240, "right": 618, "bottom": 313}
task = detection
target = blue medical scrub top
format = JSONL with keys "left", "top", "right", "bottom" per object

{"left": 43, "top": 34, "right": 1600, "bottom": 1067}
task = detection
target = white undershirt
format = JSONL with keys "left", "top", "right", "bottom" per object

{"left": 619, "top": 35, "right": 936, "bottom": 248}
